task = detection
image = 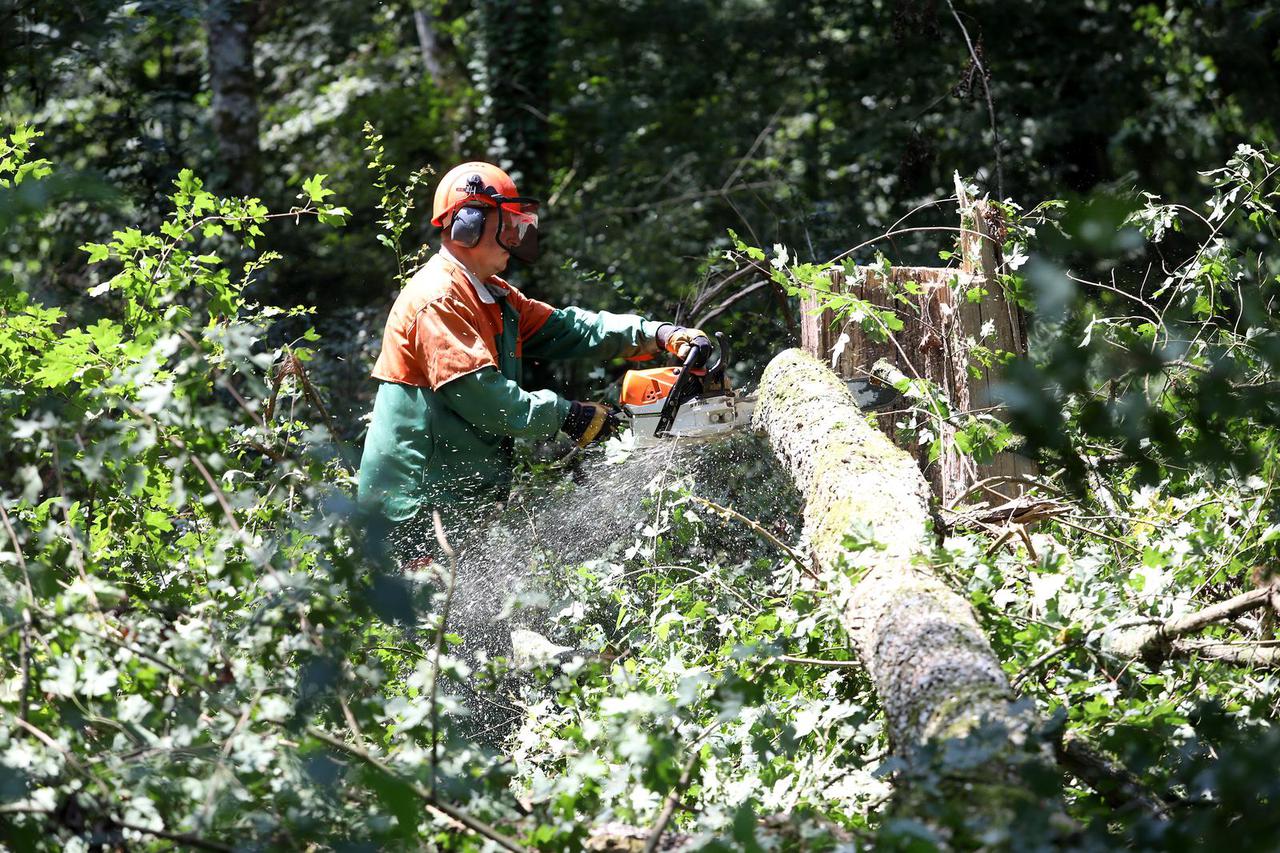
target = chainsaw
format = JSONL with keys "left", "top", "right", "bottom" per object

{"left": 620, "top": 332, "right": 756, "bottom": 446}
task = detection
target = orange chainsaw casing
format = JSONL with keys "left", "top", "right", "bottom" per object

{"left": 621, "top": 367, "right": 681, "bottom": 406}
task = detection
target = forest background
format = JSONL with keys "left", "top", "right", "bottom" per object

{"left": 9, "top": 0, "right": 1277, "bottom": 417}
{"left": 4, "top": 0, "right": 1280, "bottom": 850}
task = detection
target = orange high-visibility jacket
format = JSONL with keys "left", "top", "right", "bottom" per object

{"left": 357, "top": 251, "right": 662, "bottom": 521}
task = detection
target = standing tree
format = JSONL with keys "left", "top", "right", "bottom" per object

{"left": 205, "top": 0, "right": 261, "bottom": 196}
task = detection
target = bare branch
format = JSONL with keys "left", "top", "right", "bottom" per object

{"left": 685, "top": 495, "right": 815, "bottom": 579}
{"left": 304, "top": 726, "right": 526, "bottom": 852}
{"left": 429, "top": 510, "right": 459, "bottom": 797}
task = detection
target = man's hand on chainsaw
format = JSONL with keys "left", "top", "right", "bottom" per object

{"left": 562, "top": 400, "right": 623, "bottom": 447}
{"left": 656, "top": 324, "right": 711, "bottom": 360}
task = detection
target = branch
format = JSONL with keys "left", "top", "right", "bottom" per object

{"left": 304, "top": 726, "right": 526, "bottom": 852}
{"left": 1106, "top": 584, "right": 1279, "bottom": 661}
{"left": 1055, "top": 732, "right": 1169, "bottom": 820}
{"left": 644, "top": 750, "right": 701, "bottom": 853}
{"left": 1169, "top": 640, "right": 1280, "bottom": 668}
{"left": 685, "top": 496, "right": 815, "bottom": 579}
{"left": 1162, "top": 586, "right": 1277, "bottom": 639}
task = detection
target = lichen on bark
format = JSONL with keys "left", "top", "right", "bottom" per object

{"left": 754, "top": 349, "right": 1057, "bottom": 839}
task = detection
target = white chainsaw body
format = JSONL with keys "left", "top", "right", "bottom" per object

{"left": 624, "top": 392, "right": 755, "bottom": 447}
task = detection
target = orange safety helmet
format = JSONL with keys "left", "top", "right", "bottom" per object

{"left": 432, "top": 161, "right": 521, "bottom": 226}
{"left": 431, "top": 161, "right": 541, "bottom": 262}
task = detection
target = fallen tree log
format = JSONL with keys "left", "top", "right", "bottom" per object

{"left": 753, "top": 349, "right": 1056, "bottom": 837}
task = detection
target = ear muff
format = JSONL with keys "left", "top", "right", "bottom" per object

{"left": 449, "top": 205, "right": 486, "bottom": 248}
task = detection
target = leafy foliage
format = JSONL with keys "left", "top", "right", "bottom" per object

{"left": 4, "top": 0, "right": 1280, "bottom": 844}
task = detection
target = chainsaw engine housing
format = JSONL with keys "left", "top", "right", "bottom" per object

{"left": 620, "top": 334, "right": 754, "bottom": 446}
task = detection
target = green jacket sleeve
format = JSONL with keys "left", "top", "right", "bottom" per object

{"left": 439, "top": 367, "right": 573, "bottom": 438}
{"left": 524, "top": 306, "right": 665, "bottom": 361}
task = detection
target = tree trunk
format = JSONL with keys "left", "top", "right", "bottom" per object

{"left": 205, "top": 0, "right": 260, "bottom": 197}
{"left": 801, "top": 264, "right": 976, "bottom": 504}
{"left": 754, "top": 349, "right": 1056, "bottom": 837}
{"left": 476, "top": 0, "right": 550, "bottom": 186}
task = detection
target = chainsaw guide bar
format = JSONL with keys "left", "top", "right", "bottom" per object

{"left": 620, "top": 332, "right": 756, "bottom": 446}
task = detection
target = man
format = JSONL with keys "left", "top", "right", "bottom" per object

{"left": 357, "top": 161, "right": 704, "bottom": 541}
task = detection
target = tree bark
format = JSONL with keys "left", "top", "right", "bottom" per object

{"left": 205, "top": 0, "right": 260, "bottom": 197}
{"left": 754, "top": 349, "right": 1056, "bottom": 835}
{"left": 801, "top": 264, "right": 976, "bottom": 504}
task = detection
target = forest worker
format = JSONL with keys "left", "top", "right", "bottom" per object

{"left": 357, "top": 161, "right": 705, "bottom": 549}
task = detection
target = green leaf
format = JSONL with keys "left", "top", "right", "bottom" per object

{"left": 302, "top": 173, "right": 335, "bottom": 203}
{"left": 317, "top": 206, "right": 350, "bottom": 227}
{"left": 360, "top": 766, "right": 419, "bottom": 840}
{"left": 81, "top": 242, "right": 111, "bottom": 264}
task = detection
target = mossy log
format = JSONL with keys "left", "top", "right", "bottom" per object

{"left": 754, "top": 349, "right": 1055, "bottom": 833}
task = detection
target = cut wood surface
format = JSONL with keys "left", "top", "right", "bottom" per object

{"left": 754, "top": 349, "right": 1053, "bottom": 824}
{"left": 800, "top": 193, "right": 1035, "bottom": 503}
{"left": 801, "top": 264, "right": 977, "bottom": 504}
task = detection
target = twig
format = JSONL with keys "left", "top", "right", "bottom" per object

{"left": 685, "top": 496, "right": 814, "bottom": 579}
{"left": 687, "top": 262, "right": 764, "bottom": 320}
{"left": 12, "top": 717, "right": 88, "bottom": 773}
{"left": 644, "top": 750, "right": 701, "bottom": 853}
{"left": 1011, "top": 641, "right": 1073, "bottom": 691}
{"left": 0, "top": 502, "right": 33, "bottom": 596}
{"left": 429, "top": 510, "right": 459, "bottom": 797}
{"left": 338, "top": 693, "right": 365, "bottom": 743}
{"left": 1051, "top": 516, "right": 1141, "bottom": 553}
{"left": 776, "top": 654, "right": 862, "bottom": 669}
{"left": 304, "top": 726, "right": 526, "bottom": 852}
{"left": 945, "top": 0, "right": 1003, "bottom": 198}
{"left": 18, "top": 610, "right": 31, "bottom": 724}
{"left": 188, "top": 453, "right": 241, "bottom": 534}
{"left": 721, "top": 104, "right": 786, "bottom": 192}
{"left": 947, "top": 474, "right": 1064, "bottom": 510}
{"left": 694, "top": 279, "right": 771, "bottom": 328}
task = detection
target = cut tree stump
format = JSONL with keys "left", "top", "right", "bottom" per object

{"left": 800, "top": 188, "right": 1035, "bottom": 505}
{"left": 754, "top": 349, "right": 1056, "bottom": 839}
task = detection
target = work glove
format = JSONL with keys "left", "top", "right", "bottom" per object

{"left": 562, "top": 401, "right": 623, "bottom": 447}
{"left": 656, "top": 324, "right": 711, "bottom": 359}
